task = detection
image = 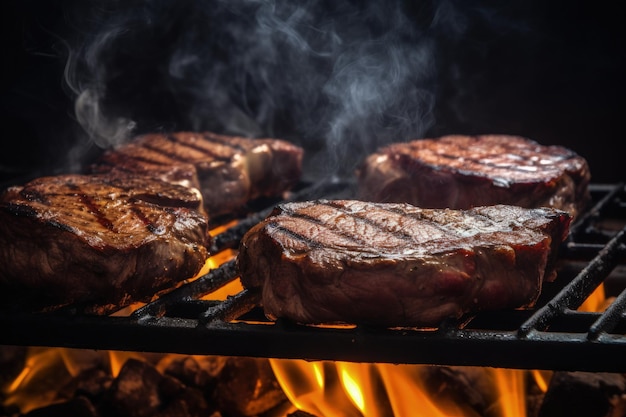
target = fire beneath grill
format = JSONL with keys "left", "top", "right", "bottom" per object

{"left": 1, "top": 181, "right": 625, "bottom": 416}
{"left": 2, "top": 344, "right": 624, "bottom": 417}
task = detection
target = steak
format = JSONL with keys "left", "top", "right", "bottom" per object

{"left": 237, "top": 200, "right": 571, "bottom": 327}
{"left": 356, "top": 134, "right": 591, "bottom": 220}
{"left": 91, "top": 131, "right": 304, "bottom": 219}
{"left": 0, "top": 173, "right": 210, "bottom": 313}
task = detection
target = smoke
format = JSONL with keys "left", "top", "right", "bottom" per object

{"left": 66, "top": 0, "right": 546, "bottom": 179}
{"left": 3, "top": 1, "right": 620, "bottom": 183}
{"left": 67, "top": 0, "right": 541, "bottom": 180}
{"left": 63, "top": 0, "right": 445, "bottom": 179}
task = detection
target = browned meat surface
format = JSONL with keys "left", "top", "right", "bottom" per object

{"left": 91, "top": 131, "right": 304, "bottom": 219}
{"left": 237, "top": 200, "right": 571, "bottom": 327}
{"left": 356, "top": 135, "right": 591, "bottom": 220}
{"left": 0, "top": 173, "right": 210, "bottom": 313}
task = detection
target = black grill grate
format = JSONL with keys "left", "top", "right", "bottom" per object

{"left": 1, "top": 182, "right": 625, "bottom": 372}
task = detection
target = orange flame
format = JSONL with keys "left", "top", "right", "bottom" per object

{"left": 4, "top": 348, "right": 75, "bottom": 413}
{"left": 578, "top": 284, "right": 608, "bottom": 312}
{"left": 530, "top": 370, "right": 552, "bottom": 393}
{"left": 491, "top": 368, "right": 526, "bottom": 417}
{"left": 271, "top": 359, "right": 488, "bottom": 417}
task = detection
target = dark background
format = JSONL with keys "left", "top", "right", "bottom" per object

{"left": 1, "top": 0, "right": 624, "bottom": 184}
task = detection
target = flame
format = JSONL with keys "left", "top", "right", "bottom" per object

{"left": 269, "top": 359, "right": 363, "bottom": 417}
{"left": 3, "top": 348, "right": 73, "bottom": 413}
{"left": 108, "top": 350, "right": 146, "bottom": 377}
{"left": 375, "top": 363, "right": 475, "bottom": 417}
{"left": 270, "top": 347, "right": 558, "bottom": 417}
{"left": 491, "top": 368, "right": 526, "bottom": 417}
{"left": 530, "top": 370, "right": 552, "bottom": 393}
{"left": 578, "top": 284, "right": 607, "bottom": 312}
{"left": 339, "top": 364, "right": 366, "bottom": 412}
{"left": 271, "top": 360, "right": 485, "bottom": 417}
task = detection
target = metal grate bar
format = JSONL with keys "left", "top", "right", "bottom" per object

{"left": 131, "top": 260, "right": 238, "bottom": 318}
{"left": 587, "top": 288, "right": 626, "bottom": 340}
{"left": 198, "top": 289, "right": 260, "bottom": 324}
{"left": 518, "top": 227, "right": 626, "bottom": 337}
{"left": 210, "top": 210, "right": 273, "bottom": 253}
{"left": 568, "top": 182, "right": 624, "bottom": 237}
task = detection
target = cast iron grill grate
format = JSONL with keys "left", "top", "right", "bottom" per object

{"left": 0, "top": 181, "right": 625, "bottom": 372}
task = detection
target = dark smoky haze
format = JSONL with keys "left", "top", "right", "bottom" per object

{"left": 1, "top": 0, "right": 624, "bottom": 184}
{"left": 68, "top": 0, "right": 438, "bottom": 181}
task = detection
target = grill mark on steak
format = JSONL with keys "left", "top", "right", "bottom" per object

{"left": 278, "top": 200, "right": 441, "bottom": 250}
{"left": 129, "top": 205, "right": 162, "bottom": 235}
{"left": 282, "top": 200, "right": 418, "bottom": 247}
{"left": 276, "top": 204, "right": 372, "bottom": 248}
{"left": 394, "top": 136, "right": 580, "bottom": 181}
{"left": 139, "top": 134, "right": 230, "bottom": 162}
{"left": 166, "top": 134, "right": 234, "bottom": 161}
{"left": 323, "top": 200, "right": 422, "bottom": 244}
{"left": 103, "top": 147, "right": 178, "bottom": 168}
{"left": 78, "top": 193, "right": 115, "bottom": 232}
{"left": 376, "top": 204, "right": 458, "bottom": 239}
{"left": 324, "top": 201, "right": 450, "bottom": 246}
{"left": 19, "top": 187, "right": 49, "bottom": 204}
{"left": 94, "top": 145, "right": 190, "bottom": 179}
{"left": 200, "top": 132, "right": 246, "bottom": 152}
{"left": 266, "top": 221, "right": 325, "bottom": 251}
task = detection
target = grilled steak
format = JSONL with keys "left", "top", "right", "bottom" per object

{"left": 91, "top": 131, "right": 304, "bottom": 219}
{"left": 237, "top": 200, "right": 571, "bottom": 327}
{"left": 356, "top": 135, "right": 591, "bottom": 219}
{"left": 0, "top": 173, "right": 210, "bottom": 313}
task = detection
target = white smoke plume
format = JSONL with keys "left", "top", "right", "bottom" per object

{"left": 66, "top": 0, "right": 521, "bottom": 180}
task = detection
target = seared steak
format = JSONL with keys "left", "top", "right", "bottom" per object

{"left": 0, "top": 173, "right": 210, "bottom": 313}
{"left": 356, "top": 135, "right": 591, "bottom": 219}
{"left": 237, "top": 200, "right": 571, "bottom": 327}
{"left": 91, "top": 131, "right": 304, "bottom": 219}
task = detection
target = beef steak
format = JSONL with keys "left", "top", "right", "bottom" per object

{"left": 91, "top": 131, "right": 304, "bottom": 219}
{"left": 0, "top": 173, "right": 210, "bottom": 313}
{"left": 237, "top": 200, "right": 571, "bottom": 327}
{"left": 356, "top": 135, "right": 591, "bottom": 219}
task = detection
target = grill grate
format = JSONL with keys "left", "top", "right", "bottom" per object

{"left": 1, "top": 182, "right": 625, "bottom": 372}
